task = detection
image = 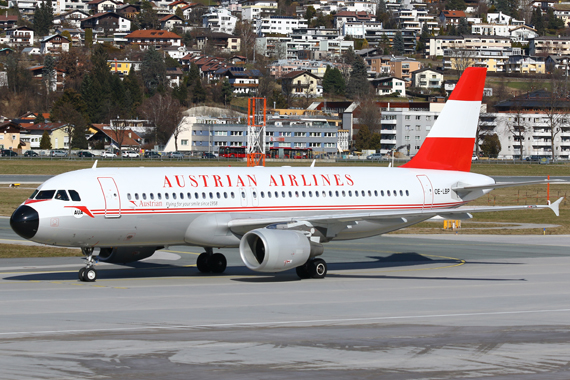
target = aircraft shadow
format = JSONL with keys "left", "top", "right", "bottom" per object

{"left": 2, "top": 252, "right": 524, "bottom": 283}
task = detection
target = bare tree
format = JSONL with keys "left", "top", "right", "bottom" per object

{"left": 138, "top": 93, "right": 183, "bottom": 147}
{"left": 544, "top": 74, "right": 568, "bottom": 161}
{"left": 234, "top": 20, "right": 256, "bottom": 62}
{"left": 448, "top": 49, "right": 476, "bottom": 79}
{"left": 504, "top": 99, "right": 531, "bottom": 160}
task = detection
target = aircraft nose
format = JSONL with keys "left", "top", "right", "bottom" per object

{"left": 10, "top": 205, "right": 39, "bottom": 240}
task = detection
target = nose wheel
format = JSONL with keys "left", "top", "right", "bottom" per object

{"left": 196, "top": 248, "right": 227, "bottom": 274}
{"left": 79, "top": 247, "right": 98, "bottom": 282}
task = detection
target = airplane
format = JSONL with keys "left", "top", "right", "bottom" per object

{"left": 10, "top": 67, "right": 563, "bottom": 282}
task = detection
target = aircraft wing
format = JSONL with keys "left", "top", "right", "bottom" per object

{"left": 228, "top": 197, "right": 563, "bottom": 236}
{"left": 452, "top": 179, "right": 566, "bottom": 192}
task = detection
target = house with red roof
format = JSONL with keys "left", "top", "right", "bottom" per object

{"left": 160, "top": 14, "right": 184, "bottom": 31}
{"left": 125, "top": 30, "right": 182, "bottom": 49}
{"left": 439, "top": 10, "right": 467, "bottom": 26}
{"left": 0, "top": 15, "right": 18, "bottom": 31}
{"left": 88, "top": 125, "right": 142, "bottom": 151}
{"left": 334, "top": 11, "right": 375, "bottom": 29}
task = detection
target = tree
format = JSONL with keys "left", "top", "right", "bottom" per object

{"left": 346, "top": 56, "right": 370, "bottom": 99}
{"left": 503, "top": 99, "right": 530, "bottom": 159}
{"left": 545, "top": 76, "right": 567, "bottom": 161}
{"left": 446, "top": 0, "right": 466, "bottom": 10}
{"left": 234, "top": 20, "right": 256, "bottom": 62}
{"left": 480, "top": 134, "right": 501, "bottom": 157}
{"left": 42, "top": 55, "right": 56, "bottom": 94}
{"left": 39, "top": 130, "right": 52, "bottom": 149}
{"left": 50, "top": 89, "right": 89, "bottom": 155}
{"left": 58, "top": 47, "right": 91, "bottom": 91}
{"left": 531, "top": 8, "right": 545, "bottom": 35}
{"left": 137, "top": 1, "right": 159, "bottom": 30}
{"left": 33, "top": 0, "right": 54, "bottom": 36}
{"left": 138, "top": 93, "right": 183, "bottom": 146}
{"left": 221, "top": 78, "right": 233, "bottom": 106}
{"left": 457, "top": 18, "right": 470, "bottom": 35}
{"left": 322, "top": 66, "right": 345, "bottom": 96}
{"left": 34, "top": 113, "right": 45, "bottom": 124}
{"left": 192, "top": 78, "right": 206, "bottom": 103}
{"left": 393, "top": 31, "right": 404, "bottom": 55}
{"left": 175, "top": 7, "right": 184, "bottom": 20}
{"left": 85, "top": 28, "right": 93, "bottom": 48}
{"left": 305, "top": 6, "right": 316, "bottom": 24}
{"left": 141, "top": 46, "right": 166, "bottom": 95}
{"left": 450, "top": 49, "right": 476, "bottom": 79}
{"left": 358, "top": 100, "right": 381, "bottom": 133}
{"left": 354, "top": 125, "right": 381, "bottom": 151}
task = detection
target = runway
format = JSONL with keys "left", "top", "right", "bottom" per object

{"left": 1, "top": 232, "right": 570, "bottom": 379}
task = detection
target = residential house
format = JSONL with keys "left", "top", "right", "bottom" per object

{"left": 0, "top": 15, "right": 18, "bottom": 31}
{"left": 0, "top": 122, "right": 24, "bottom": 150}
{"left": 107, "top": 59, "right": 142, "bottom": 76}
{"left": 281, "top": 70, "right": 321, "bottom": 97}
{"left": 160, "top": 14, "right": 184, "bottom": 31}
{"left": 28, "top": 65, "right": 66, "bottom": 91}
{"left": 87, "top": 0, "right": 120, "bottom": 13}
{"left": 486, "top": 11, "right": 524, "bottom": 26}
{"left": 81, "top": 12, "right": 131, "bottom": 34}
{"left": 40, "top": 34, "right": 71, "bottom": 55}
{"left": 5, "top": 26, "right": 34, "bottom": 47}
{"left": 256, "top": 16, "right": 308, "bottom": 36}
{"left": 366, "top": 55, "right": 392, "bottom": 76}
{"left": 411, "top": 68, "right": 444, "bottom": 89}
{"left": 168, "top": 0, "right": 189, "bottom": 12}
{"left": 546, "top": 55, "right": 570, "bottom": 74}
{"left": 241, "top": 0, "right": 278, "bottom": 20}
{"left": 166, "top": 67, "right": 184, "bottom": 87}
{"left": 22, "top": 47, "right": 41, "bottom": 55}
{"left": 371, "top": 77, "right": 406, "bottom": 96}
{"left": 196, "top": 32, "right": 240, "bottom": 52}
{"left": 438, "top": 10, "right": 466, "bottom": 26}
{"left": 202, "top": 7, "right": 238, "bottom": 34}
{"left": 125, "top": 29, "right": 182, "bottom": 49}
{"left": 471, "top": 23, "right": 511, "bottom": 37}
{"left": 509, "top": 25, "right": 539, "bottom": 44}
{"left": 213, "top": 66, "right": 261, "bottom": 95}
{"left": 56, "top": 28, "right": 85, "bottom": 45}
{"left": 20, "top": 123, "right": 70, "bottom": 149}
{"left": 54, "top": 10, "right": 90, "bottom": 28}
{"left": 116, "top": 3, "right": 141, "bottom": 20}
{"left": 88, "top": 125, "right": 142, "bottom": 151}
{"left": 530, "top": 36, "right": 570, "bottom": 56}
{"left": 390, "top": 57, "right": 422, "bottom": 84}
{"left": 394, "top": 6, "right": 440, "bottom": 34}
{"left": 334, "top": 11, "right": 375, "bottom": 29}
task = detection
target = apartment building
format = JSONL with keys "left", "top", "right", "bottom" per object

{"left": 443, "top": 47, "right": 521, "bottom": 73}
{"left": 394, "top": 6, "right": 439, "bottom": 34}
{"left": 241, "top": 0, "right": 278, "bottom": 20}
{"left": 505, "top": 55, "right": 546, "bottom": 74}
{"left": 202, "top": 8, "right": 238, "bottom": 34}
{"left": 256, "top": 16, "right": 308, "bottom": 36}
{"left": 428, "top": 35, "right": 511, "bottom": 57}
{"left": 530, "top": 36, "right": 570, "bottom": 57}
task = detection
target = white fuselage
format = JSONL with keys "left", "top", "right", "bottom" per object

{"left": 23, "top": 166, "right": 495, "bottom": 248}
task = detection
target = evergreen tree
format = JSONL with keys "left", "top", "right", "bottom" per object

{"left": 138, "top": 1, "right": 159, "bottom": 29}
{"left": 531, "top": 8, "right": 545, "bottom": 35}
{"left": 354, "top": 125, "right": 381, "bottom": 151}
{"left": 85, "top": 28, "right": 93, "bottom": 48}
{"left": 377, "top": 0, "right": 386, "bottom": 16}
{"left": 71, "top": 125, "right": 88, "bottom": 149}
{"left": 445, "top": 0, "right": 466, "bottom": 10}
{"left": 188, "top": 62, "right": 200, "bottom": 82}
{"left": 172, "top": 84, "right": 188, "bottom": 106}
{"left": 221, "top": 78, "right": 233, "bottom": 106}
{"left": 457, "top": 17, "right": 470, "bottom": 35}
{"left": 81, "top": 45, "right": 112, "bottom": 122}
{"left": 42, "top": 55, "right": 56, "bottom": 93}
{"left": 33, "top": 0, "right": 53, "bottom": 36}
{"left": 322, "top": 66, "right": 345, "bottom": 96}
{"left": 393, "top": 31, "right": 404, "bottom": 55}
{"left": 39, "top": 130, "right": 52, "bottom": 149}
{"left": 481, "top": 134, "right": 501, "bottom": 157}
{"left": 547, "top": 8, "right": 564, "bottom": 31}
{"left": 123, "top": 67, "right": 143, "bottom": 115}
{"left": 192, "top": 78, "right": 206, "bottom": 103}
{"left": 34, "top": 113, "right": 45, "bottom": 124}
{"left": 141, "top": 46, "right": 166, "bottom": 95}
{"left": 175, "top": 7, "right": 184, "bottom": 20}
{"left": 346, "top": 56, "right": 370, "bottom": 99}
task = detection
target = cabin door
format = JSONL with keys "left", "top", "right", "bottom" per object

{"left": 416, "top": 175, "right": 433, "bottom": 211}
{"left": 98, "top": 177, "right": 121, "bottom": 218}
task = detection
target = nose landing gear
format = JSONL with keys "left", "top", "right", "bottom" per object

{"left": 78, "top": 247, "right": 97, "bottom": 282}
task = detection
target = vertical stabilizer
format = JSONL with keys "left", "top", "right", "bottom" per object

{"left": 402, "top": 67, "right": 487, "bottom": 172}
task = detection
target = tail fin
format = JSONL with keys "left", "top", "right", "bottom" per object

{"left": 402, "top": 67, "right": 487, "bottom": 172}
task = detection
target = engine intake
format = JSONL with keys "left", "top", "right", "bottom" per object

{"left": 239, "top": 229, "right": 323, "bottom": 272}
{"left": 98, "top": 246, "right": 158, "bottom": 264}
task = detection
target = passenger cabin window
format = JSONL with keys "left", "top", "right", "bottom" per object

{"left": 36, "top": 190, "right": 55, "bottom": 200}
{"left": 142, "top": 193, "right": 147, "bottom": 200}
{"left": 135, "top": 193, "right": 139, "bottom": 200}
{"left": 165, "top": 193, "right": 169, "bottom": 200}
{"left": 157, "top": 193, "right": 162, "bottom": 200}
{"left": 150, "top": 193, "right": 154, "bottom": 200}
{"left": 127, "top": 193, "right": 132, "bottom": 200}
{"left": 68, "top": 190, "right": 81, "bottom": 201}
{"left": 55, "top": 190, "right": 69, "bottom": 201}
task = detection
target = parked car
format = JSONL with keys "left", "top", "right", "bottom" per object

{"left": 50, "top": 150, "right": 67, "bottom": 157}
{"left": 166, "top": 151, "right": 185, "bottom": 159}
{"left": 144, "top": 151, "right": 161, "bottom": 158}
{"left": 100, "top": 151, "right": 116, "bottom": 158}
{"left": 471, "top": 155, "right": 479, "bottom": 161}
{"left": 23, "top": 150, "right": 38, "bottom": 157}
{"left": 1, "top": 149, "right": 18, "bottom": 157}
{"left": 122, "top": 151, "right": 140, "bottom": 158}
{"left": 366, "top": 153, "right": 383, "bottom": 161}
{"left": 202, "top": 152, "right": 216, "bottom": 159}
{"left": 77, "top": 151, "right": 94, "bottom": 158}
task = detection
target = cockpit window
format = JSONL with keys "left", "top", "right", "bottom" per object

{"left": 68, "top": 190, "right": 81, "bottom": 201}
{"left": 35, "top": 190, "right": 56, "bottom": 200}
{"left": 55, "top": 190, "right": 69, "bottom": 201}
{"left": 29, "top": 190, "right": 39, "bottom": 199}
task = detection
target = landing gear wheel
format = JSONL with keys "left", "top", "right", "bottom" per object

{"left": 308, "top": 258, "right": 327, "bottom": 279}
{"left": 196, "top": 252, "right": 212, "bottom": 273}
{"left": 208, "top": 253, "right": 227, "bottom": 274}
{"left": 78, "top": 267, "right": 86, "bottom": 281}
{"left": 83, "top": 267, "right": 97, "bottom": 282}
{"left": 296, "top": 264, "right": 311, "bottom": 279}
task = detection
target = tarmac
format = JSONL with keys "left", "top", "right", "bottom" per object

{"left": 1, "top": 231, "right": 570, "bottom": 379}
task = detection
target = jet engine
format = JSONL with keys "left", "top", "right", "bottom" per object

{"left": 98, "top": 246, "right": 158, "bottom": 264}
{"left": 239, "top": 229, "right": 323, "bottom": 272}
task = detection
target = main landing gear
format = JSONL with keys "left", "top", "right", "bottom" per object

{"left": 79, "top": 247, "right": 97, "bottom": 282}
{"left": 296, "top": 258, "right": 328, "bottom": 279}
{"left": 196, "top": 248, "right": 227, "bottom": 274}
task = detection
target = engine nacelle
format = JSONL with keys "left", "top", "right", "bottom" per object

{"left": 98, "top": 246, "right": 158, "bottom": 264}
{"left": 239, "top": 229, "right": 323, "bottom": 273}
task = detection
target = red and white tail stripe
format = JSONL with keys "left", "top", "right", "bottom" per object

{"left": 402, "top": 67, "right": 487, "bottom": 172}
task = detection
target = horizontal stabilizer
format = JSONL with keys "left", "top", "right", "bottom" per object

{"left": 452, "top": 179, "right": 566, "bottom": 192}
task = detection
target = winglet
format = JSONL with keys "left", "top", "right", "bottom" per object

{"left": 549, "top": 197, "right": 563, "bottom": 217}
{"left": 310, "top": 159, "right": 316, "bottom": 168}
{"left": 92, "top": 160, "right": 98, "bottom": 169}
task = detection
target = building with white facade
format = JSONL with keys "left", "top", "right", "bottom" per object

{"left": 202, "top": 7, "right": 238, "bottom": 34}
{"left": 394, "top": 6, "right": 439, "bottom": 34}
{"left": 241, "top": 0, "right": 278, "bottom": 20}
{"left": 256, "top": 16, "right": 308, "bottom": 36}
{"left": 428, "top": 35, "right": 512, "bottom": 57}
{"left": 471, "top": 23, "right": 511, "bottom": 37}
